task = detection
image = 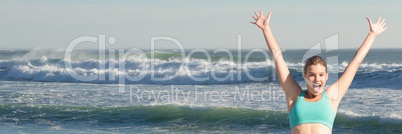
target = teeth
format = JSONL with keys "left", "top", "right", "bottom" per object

{"left": 313, "top": 84, "right": 321, "bottom": 88}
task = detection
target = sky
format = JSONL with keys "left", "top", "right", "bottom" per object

{"left": 0, "top": 0, "right": 401, "bottom": 50}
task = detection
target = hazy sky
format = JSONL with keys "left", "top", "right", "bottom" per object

{"left": 1, "top": 0, "right": 401, "bottom": 50}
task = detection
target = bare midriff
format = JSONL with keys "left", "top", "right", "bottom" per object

{"left": 291, "top": 124, "right": 332, "bottom": 134}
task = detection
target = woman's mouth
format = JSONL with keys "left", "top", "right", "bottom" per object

{"left": 313, "top": 83, "right": 321, "bottom": 90}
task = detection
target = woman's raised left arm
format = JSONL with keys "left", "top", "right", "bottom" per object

{"left": 327, "top": 17, "right": 387, "bottom": 104}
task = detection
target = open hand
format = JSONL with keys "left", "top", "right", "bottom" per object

{"left": 251, "top": 10, "right": 272, "bottom": 31}
{"left": 367, "top": 17, "right": 387, "bottom": 36}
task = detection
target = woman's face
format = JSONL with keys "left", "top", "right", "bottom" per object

{"left": 303, "top": 64, "right": 328, "bottom": 95}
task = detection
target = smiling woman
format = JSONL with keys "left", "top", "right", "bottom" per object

{"left": 303, "top": 56, "right": 328, "bottom": 95}
{"left": 251, "top": 10, "right": 387, "bottom": 133}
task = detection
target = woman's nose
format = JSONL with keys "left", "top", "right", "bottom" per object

{"left": 313, "top": 75, "right": 319, "bottom": 82}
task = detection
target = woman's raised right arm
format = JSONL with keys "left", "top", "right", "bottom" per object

{"left": 251, "top": 10, "right": 301, "bottom": 109}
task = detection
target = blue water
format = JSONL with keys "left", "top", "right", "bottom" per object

{"left": 0, "top": 49, "right": 401, "bottom": 133}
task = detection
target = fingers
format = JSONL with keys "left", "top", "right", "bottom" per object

{"left": 377, "top": 16, "right": 382, "bottom": 23}
{"left": 267, "top": 11, "right": 272, "bottom": 21}
{"left": 381, "top": 18, "right": 386, "bottom": 24}
{"left": 252, "top": 10, "right": 272, "bottom": 22}
{"left": 366, "top": 17, "right": 372, "bottom": 24}
{"left": 260, "top": 10, "right": 264, "bottom": 18}
{"left": 252, "top": 16, "right": 257, "bottom": 20}
{"left": 381, "top": 19, "right": 386, "bottom": 30}
{"left": 251, "top": 11, "right": 259, "bottom": 22}
{"left": 382, "top": 19, "right": 387, "bottom": 31}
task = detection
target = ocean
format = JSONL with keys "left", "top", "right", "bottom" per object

{"left": 0, "top": 49, "right": 401, "bottom": 133}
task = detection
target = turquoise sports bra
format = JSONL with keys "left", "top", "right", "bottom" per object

{"left": 288, "top": 90, "right": 336, "bottom": 129}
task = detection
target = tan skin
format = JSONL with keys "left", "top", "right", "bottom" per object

{"left": 251, "top": 10, "right": 387, "bottom": 134}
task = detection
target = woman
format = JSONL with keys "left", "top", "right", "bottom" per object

{"left": 251, "top": 10, "right": 387, "bottom": 133}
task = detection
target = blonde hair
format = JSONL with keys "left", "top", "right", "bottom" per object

{"left": 303, "top": 55, "right": 327, "bottom": 74}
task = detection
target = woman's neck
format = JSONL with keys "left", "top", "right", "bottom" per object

{"left": 305, "top": 89, "right": 322, "bottom": 100}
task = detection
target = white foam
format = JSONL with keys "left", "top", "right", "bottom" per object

{"left": 338, "top": 109, "right": 402, "bottom": 124}
{"left": 1, "top": 56, "right": 402, "bottom": 85}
